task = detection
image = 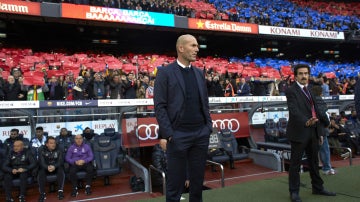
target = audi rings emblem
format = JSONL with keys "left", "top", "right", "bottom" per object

{"left": 136, "top": 124, "right": 159, "bottom": 140}
{"left": 212, "top": 119, "right": 240, "bottom": 133}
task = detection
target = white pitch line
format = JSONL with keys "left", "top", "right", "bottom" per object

{"left": 68, "top": 191, "right": 144, "bottom": 202}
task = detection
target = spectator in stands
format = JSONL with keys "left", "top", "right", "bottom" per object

{"left": 237, "top": 77, "right": 251, "bottom": 96}
{"left": 31, "top": 126, "right": 47, "bottom": 160}
{"left": 311, "top": 85, "right": 334, "bottom": 175}
{"left": 355, "top": 73, "right": 360, "bottom": 121}
{"left": 72, "top": 76, "right": 88, "bottom": 100}
{"left": 122, "top": 72, "right": 137, "bottom": 99}
{"left": 251, "top": 76, "right": 274, "bottom": 96}
{"left": 55, "top": 128, "right": 74, "bottom": 157}
{"left": 278, "top": 76, "right": 290, "bottom": 96}
{"left": 88, "top": 73, "right": 106, "bottom": 99}
{"left": 108, "top": 74, "right": 124, "bottom": 99}
{"left": 154, "top": 34, "right": 212, "bottom": 202}
{"left": 65, "top": 134, "right": 95, "bottom": 197}
{"left": 320, "top": 77, "right": 330, "bottom": 97}
{"left": 63, "top": 73, "right": 75, "bottom": 100}
{"left": 46, "top": 75, "right": 65, "bottom": 100}
{"left": 224, "top": 78, "right": 235, "bottom": 97}
{"left": 11, "top": 68, "right": 22, "bottom": 84}
{"left": 145, "top": 79, "right": 155, "bottom": 112}
{"left": 37, "top": 136, "right": 65, "bottom": 201}
{"left": 136, "top": 79, "right": 146, "bottom": 99}
{"left": 3, "top": 128, "right": 30, "bottom": 156}
{"left": 3, "top": 75, "right": 25, "bottom": 101}
{"left": 348, "top": 110, "right": 358, "bottom": 124}
{"left": 2, "top": 139, "right": 37, "bottom": 202}
{"left": 286, "top": 64, "right": 335, "bottom": 202}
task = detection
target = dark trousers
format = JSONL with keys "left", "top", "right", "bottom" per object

{"left": 69, "top": 163, "right": 95, "bottom": 188}
{"left": 289, "top": 131, "right": 324, "bottom": 194}
{"left": 37, "top": 167, "right": 65, "bottom": 193}
{"left": 166, "top": 125, "right": 210, "bottom": 202}
{"left": 3, "top": 172, "right": 28, "bottom": 198}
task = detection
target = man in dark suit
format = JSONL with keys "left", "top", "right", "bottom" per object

{"left": 355, "top": 73, "right": 360, "bottom": 121}
{"left": 286, "top": 64, "right": 336, "bottom": 202}
{"left": 154, "top": 34, "right": 212, "bottom": 202}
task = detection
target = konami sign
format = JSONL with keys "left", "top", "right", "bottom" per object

{"left": 259, "top": 25, "right": 344, "bottom": 40}
{"left": 0, "top": 0, "right": 40, "bottom": 16}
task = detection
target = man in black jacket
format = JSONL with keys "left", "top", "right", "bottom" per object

{"left": 2, "top": 139, "right": 37, "bottom": 202}
{"left": 37, "top": 136, "right": 65, "bottom": 201}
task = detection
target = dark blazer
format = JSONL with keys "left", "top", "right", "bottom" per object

{"left": 154, "top": 62, "right": 212, "bottom": 140}
{"left": 286, "top": 83, "right": 320, "bottom": 143}
{"left": 237, "top": 83, "right": 251, "bottom": 96}
{"left": 355, "top": 77, "right": 360, "bottom": 120}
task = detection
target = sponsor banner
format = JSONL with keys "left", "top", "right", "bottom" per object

{"left": 122, "top": 112, "right": 250, "bottom": 148}
{"left": 339, "top": 94, "right": 354, "bottom": 100}
{"left": 188, "top": 18, "right": 258, "bottom": 34}
{"left": 0, "top": 0, "right": 41, "bottom": 16}
{"left": 0, "top": 101, "right": 38, "bottom": 109}
{"left": 61, "top": 3, "right": 174, "bottom": 27}
{"left": 0, "top": 125, "right": 31, "bottom": 142}
{"left": 98, "top": 99, "right": 153, "bottom": 107}
{"left": 259, "top": 25, "right": 345, "bottom": 40}
{"left": 39, "top": 100, "right": 98, "bottom": 108}
{"left": 36, "top": 119, "right": 118, "bottom": 136}
{"left": 252, "top": 111, "right": 289, "bottom": 125}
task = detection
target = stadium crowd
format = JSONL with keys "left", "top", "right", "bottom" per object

{"left": 24, "top": 0, "right": 360, "bottom": 32}
{"left": 0, "top": 49, "right": 359, "bottom": 101}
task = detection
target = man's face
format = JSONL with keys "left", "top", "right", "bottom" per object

{"left": 60, "top": 128, "right": 68, "bottom": 136}
{"left": 46, "top": 139, "right": 56, "bottom": 151}
{"left": 13, "top": 141, "right": 24, "bottom": 153}
{"left": 74, "top": 135, "right": 83, "bottom": 146}
{"left": 7, "top": 76, "right": 15, "bottom": 84}
{"left": 36, "top": 129, "right": 43, "bottom": 139}
{"left": 241, "top": 78, "right": 246, "bottom": 84}
{"left": 180, "top": 37, "right": 199, "bottom": 62}
{"left": 10, "top": 131, "right": 19, "bottom": 139}
{"left": 295, "top": 67, "right": 309, "bottom": 85}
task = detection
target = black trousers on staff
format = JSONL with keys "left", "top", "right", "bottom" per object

{"left": 3, "top": 172, "right": 28, "bottom": 198}
{"left": 37, "top": 167, "right": 65, "bottom": 193}
{"left": 289, "top": 129, "right": 324, "bottom": 194}
{"left": 166, "top": 125, "right": 210, "bottom": 202}
{"left": 69, "top": 162, "right": 95, "bottom": 188}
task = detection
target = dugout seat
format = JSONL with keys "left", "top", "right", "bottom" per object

{"left": 92, "top": 135, "right": 122, "bottom": 185}
{"left": 264, "top": 119, "right": 280, "bottom": 142}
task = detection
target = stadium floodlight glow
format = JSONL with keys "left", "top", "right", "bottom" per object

{"left": 0, "top": 33, "right": 6, "bottom": 38}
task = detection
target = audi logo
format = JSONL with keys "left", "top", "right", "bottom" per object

{"left": 212, "top": 119, "right": 240, "bottom": 133}
{"left": 136, "top": 124, "right": 159, "bottom": 140}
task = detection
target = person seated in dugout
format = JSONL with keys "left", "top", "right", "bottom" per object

{"left": 82, "top": 127, "right": 97, "bottom": 144}
{"left": 37, "top": 136, "right": 65, "bottom": 202}
{"left": 55, "top": 127, "right": 74, "bottom": 155}
{"left": 31, "top": 126, "right": 47, "bottom": 160}
{"left": 65, "top": 134, "right": 95, "bottom": 197}
{"left": 3, "top": 128, "right": 30, "bottom": 155}
{"left": 2, "top": 139, "right": 37, "bottom": 202}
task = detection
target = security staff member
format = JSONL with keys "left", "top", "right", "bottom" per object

{"left": 2, "top": 139, "right": 37, "bottom": 202}
{"left": 37, "top": 136, "right": 65, "bottom": 201}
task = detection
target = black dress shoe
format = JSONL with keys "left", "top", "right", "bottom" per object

{"left": 290, "top": 192, "right": 302, "bottom": 202}
{"left": 312, "top": 189, "right": 336, "bottom": 196}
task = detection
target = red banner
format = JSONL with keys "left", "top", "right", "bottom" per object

{"left": 0, "top": 0, "right": 41, "bottom": 16}
{"left": 188, "top": 18, "right": 258, "bottom": 34}
{"left": 122, "top": 112, "right": 250, "bottom": 148}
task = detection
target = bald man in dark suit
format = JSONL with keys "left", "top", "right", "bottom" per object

{"left": 154, "top": 34, "right": 212, "bottom": 202}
